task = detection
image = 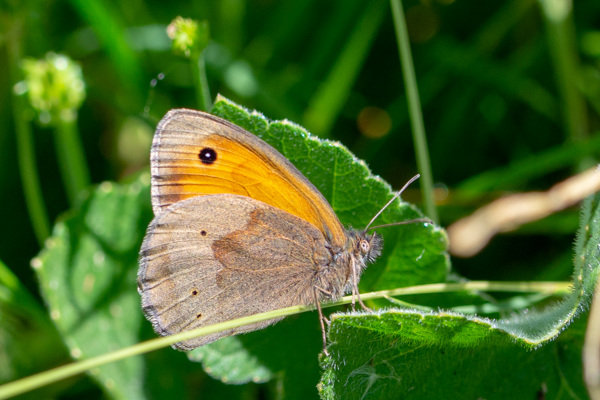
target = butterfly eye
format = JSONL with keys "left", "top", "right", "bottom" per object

{"left": 359, "top": 239, "right": 370, "bottom": 254}
{"left": 199, "top": 147, "right": 217, "bottom": 164}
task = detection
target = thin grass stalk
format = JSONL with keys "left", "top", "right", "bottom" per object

{"left": 389, "top": 0, "right": 438, "bottom": 222}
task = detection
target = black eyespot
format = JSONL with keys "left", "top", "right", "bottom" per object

{"left": 199, "top": 147, "right": 217, "bottom": 164}
{"left": 196, "top": 313, "right": 202, "bottom": 319}
{"left": 191, "top": 289, "right": 198, "bottom": 296}
{"left": 200, "top": 230, "right": 207, "bottom": 236}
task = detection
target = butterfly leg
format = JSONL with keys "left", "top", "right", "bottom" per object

{"left": 314, "top": 286, "right": 334, "bottom": 325}
{"left": 313, "top": 287, "right": 330, "bottom": 355}
{"left": 351, "top": 259, "right": 372, "bottom": 312}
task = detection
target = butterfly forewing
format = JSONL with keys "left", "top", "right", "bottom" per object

{"left": 150, "top": 109, "right": 346, "bottom": 248}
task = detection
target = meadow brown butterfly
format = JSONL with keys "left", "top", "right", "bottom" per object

{"left": 138, "top": 109, "right": 392, "bottom": 351}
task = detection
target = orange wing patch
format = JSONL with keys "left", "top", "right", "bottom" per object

{"left": 150, "top": 109, "right": 347, "bottom": 248}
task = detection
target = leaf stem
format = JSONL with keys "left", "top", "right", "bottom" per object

{"left": 192, "top": 52, "right": 211, "bottom": 111}
{"left": 320, "top": 280, "right": 572, "bottom": 311}
{"left": 54, "top": 117, "right": 91, "bottom": 205}
{"left": 389, "top": 0, "right": 438, "bottom": 223}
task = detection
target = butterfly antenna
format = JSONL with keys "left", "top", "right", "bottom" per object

{"left": 364, "top": 174, "right": 421, "bottom": 232}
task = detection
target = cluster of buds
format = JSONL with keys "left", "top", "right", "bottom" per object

{"left": 166, "top": 17, "right": 209, "bottom": 58}
{"left": 17, "top": 52, "right": 86, "bottom": 124}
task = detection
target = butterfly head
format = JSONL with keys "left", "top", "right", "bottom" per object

{"left": 351, "top": 229, "right": 383, "bottom": 268}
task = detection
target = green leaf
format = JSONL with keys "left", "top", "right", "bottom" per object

{"left": 188, "top": 336, "right": 274, "bottom": 384}
{"left": 319, "top": 191, "right": 600, "bottom": 399}
{"left": 320, "top": 313, "right": 588, "bottom": 399}
{"left": 33, "top": 178, "right": 153, "bottom": 399}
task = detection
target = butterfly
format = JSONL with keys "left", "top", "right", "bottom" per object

{"left": 138, "top": 109, "right": 422, "bottom": 351}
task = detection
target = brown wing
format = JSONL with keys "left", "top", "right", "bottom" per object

{"left": 138, "top": 194, "right": 332, "bottom": 350}
{"left": 150, "top": 109, "right": 346, "bottom": 248}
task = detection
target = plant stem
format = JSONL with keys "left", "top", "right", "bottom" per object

{"left": 0, "top": 279, "right": 570, "bottom": 398}
{"left": 192, "top": 53, "right": 211, "bottom": 111}
{"left": 353, "top": 280, "right": 572, "bottom": 302}
{"left": 7, "top": 19, "right": 50, "bottom": 246}
{"left": 54, "top": 117, "right": 91, "bottom": 205}
{"left": 390, "top": 0, "right": 438, "bottom": 223}
{"left": 539, "top": 0, "right": 589, "bottom": 170}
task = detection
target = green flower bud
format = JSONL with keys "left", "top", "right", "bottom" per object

{"left": 19, "top": 52, "right": 86, "bottom": 124}
{"left": 166, "top": 17, "right": 209, "bottom": 58}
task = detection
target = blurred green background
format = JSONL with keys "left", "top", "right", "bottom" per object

{"left": 1, "top": 0, "right": 599, "bottom": 397}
